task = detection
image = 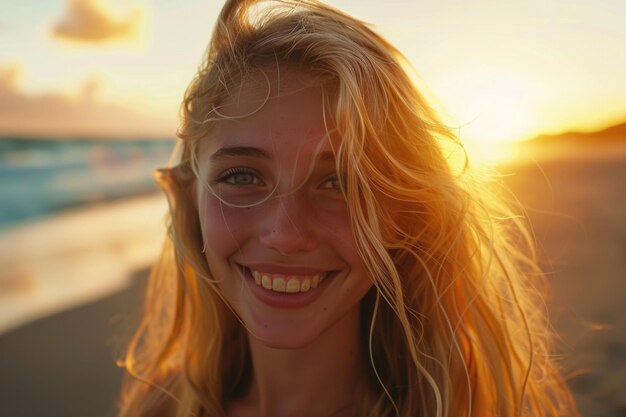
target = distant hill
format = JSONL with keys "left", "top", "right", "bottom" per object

{"left": 529, "top": 122, "right": 626, "bottom": 145}
{"left": 510, "top": 121, "right": 626, "bottom": 164}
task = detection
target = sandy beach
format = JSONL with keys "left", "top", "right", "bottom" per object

{"left": 502, "top": 145, "right": 626, "bottom": 417}
{"left": 0, "top": 145, "right": 624, "bottom": 417}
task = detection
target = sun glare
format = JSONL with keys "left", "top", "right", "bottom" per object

{"left": 436, "top": 68, "right": 542, "bottom": 164}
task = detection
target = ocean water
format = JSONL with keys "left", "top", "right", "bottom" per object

{"left": 0, "top": 136, "right": 175, "bottom": 230}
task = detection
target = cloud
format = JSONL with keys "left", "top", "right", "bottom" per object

{"left": 52, "top": 0, "right": 143, "bottom": 43}
{"left": 0, "top": 66, "right": 175, "bottom": 139}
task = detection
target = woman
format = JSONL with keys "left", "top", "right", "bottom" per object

{"left": 118, "top": 0, "right": 578, "bottom": 416}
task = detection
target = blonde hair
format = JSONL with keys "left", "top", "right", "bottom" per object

{"left": 118, "top": 1, "right": 578, "bottom": 416}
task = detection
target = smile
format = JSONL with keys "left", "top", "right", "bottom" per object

{"left": 251, "top": 270, "right": 323, "bottom": 293}
{"left": 236, "top": 263, "right": 336, "bottom": 294}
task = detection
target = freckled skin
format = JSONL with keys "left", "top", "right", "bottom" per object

{"left": 195, "top": 70, "right": 372, "bottom": 349}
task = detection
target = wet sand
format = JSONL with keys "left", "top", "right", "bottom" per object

{"left": 0, "top": 146, "right": 624, "bottom": 417}
{"left": 0, "top": 270, "right": 147, "bottom": 417}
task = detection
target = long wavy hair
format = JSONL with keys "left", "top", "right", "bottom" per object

{"left": 117, "top": 1, "right": 578, "bottom": 416}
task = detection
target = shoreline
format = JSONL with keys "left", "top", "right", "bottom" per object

{"left": 0, "top": 193, "right": 168, "bottom": 335}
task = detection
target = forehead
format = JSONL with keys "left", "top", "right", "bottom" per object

{"left": 220, "top": 66, "right": 324, "bottom": 115}
{"left": 204, "top": 67, "right": 339, "bottom": 156}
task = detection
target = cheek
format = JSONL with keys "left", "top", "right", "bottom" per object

{"left": 320, "top": 211, "right": 370, "bottom": 289}
{"left": 198, "top": 196, "right": 257, "bottom": 248}
{"left": 318, "top": 209, "right": 362, "bottom": 260}
{"left": 197, "top": 198, "right": 258, "bottom": 290}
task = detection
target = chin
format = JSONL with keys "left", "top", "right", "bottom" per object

{"left": 242, "top": 302, "right": 363, "bottom": 351}
{"left": 244, "top": 316, "right": 326, "bottom": 350}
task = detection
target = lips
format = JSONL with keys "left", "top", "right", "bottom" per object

{"left": 236, "top": 263, "right": 338, "bottom": 309}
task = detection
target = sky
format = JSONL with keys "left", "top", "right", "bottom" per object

{"left": 1, "top": 0, "right": 625, "bottom": 154}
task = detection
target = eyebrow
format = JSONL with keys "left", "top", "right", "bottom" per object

{"left": 209, "top": 146, "right": 272, "bottom": 161}
{"left": 316, "top": 151, "right": 337, "bottom": 162}
{"left": 210, "top": 147, "right": 337, "bottom": 162}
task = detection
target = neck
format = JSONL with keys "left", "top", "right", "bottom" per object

{"left": 233, "top": 307, "right": 365, "bottom": 417}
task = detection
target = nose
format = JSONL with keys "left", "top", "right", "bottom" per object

{"left": 258, "top": 193, "right": 318, "bottom": 255}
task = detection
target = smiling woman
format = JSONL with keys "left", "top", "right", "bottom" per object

{"left": 194, "top": 68, "right": 372, "bottom": 350}
{"left": 116, "top": 1, "right": 579, "bottom": 416}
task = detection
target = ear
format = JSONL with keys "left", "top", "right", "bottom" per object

{"left": 155, "top": 165, "right": 199, "bottom": 209}
{"left": 155, "top": 162, "right": 197, "bottom": 187}
{"left": 154, "top": 167, "right": 177, "bottom": 194}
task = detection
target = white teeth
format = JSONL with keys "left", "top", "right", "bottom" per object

{"left": 272, "top": 277, "right": 286, "bottom": 292}
{"left": 261, "top": 274, "right": 272, "bottom": 290}
{"left": 312, "top": 274, "right": 319, "bottom": 288}
{"left": 286, "top": 279, "right": 300, "bottom": 293}
{"left": 249, "top": 269, "right": 327, "bottom": 293}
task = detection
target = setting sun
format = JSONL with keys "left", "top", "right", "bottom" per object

{"left": 431, "top": 68, "right": 542, "bottom": 163}
{"left": 452, "top": 69, "right": 537, "bottom": 143}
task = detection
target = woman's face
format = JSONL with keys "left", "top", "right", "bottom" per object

{"left": 195, "top": 69, "right": 372, "bottom": 348}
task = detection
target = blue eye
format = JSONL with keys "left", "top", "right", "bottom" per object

{"left": 217, "top": 168, "right": 263, "bottom": 186}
